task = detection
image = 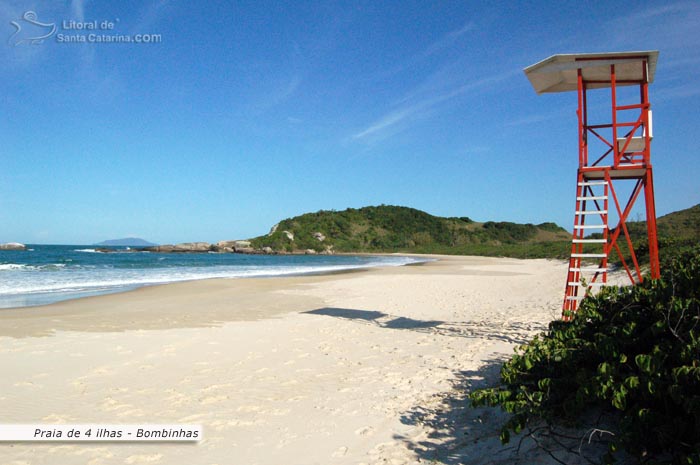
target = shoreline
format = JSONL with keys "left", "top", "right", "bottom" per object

{"left": 0, "top": 251, "right": 431, "bottom": 311}
{"left": 0, "top": 254, "right": 445, "bottom": 338}
{"left": 0, "top": 255, "right": 572, "bottom": 464}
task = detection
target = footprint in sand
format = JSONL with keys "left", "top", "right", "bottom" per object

{"left": 125, "top": 453, "right": 163, "bottom": 464}
{"left": 178, "top": 413, "right": 207, "bottom": 423}
{"left": 200, "top": 395, "right": 228, "bottom": 405}
{"left": 42, "top": 413, "right": 74, "bottom": 423}
{"left": 13, "top": 381, "right": 37, "bottom": 387}
{"left": 200, "top": 383, "right": 233, "bottom": 393}
{"left": 355, "top": 426, "right": 375, "bottom": 436}
{"left": 332, "top": 446, "right": 348, "bottom": 457}
{"left": 116, "top": 408, "right": 145, "bottom": 418}
{"left": 237, "top": 405, "right": 262, "bottom": 413}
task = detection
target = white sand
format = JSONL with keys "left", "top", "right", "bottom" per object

{"left": 0, "top": 255, "right": 591, "bottom": 465}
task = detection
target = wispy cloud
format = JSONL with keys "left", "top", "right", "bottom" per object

{"left": 602, "top": 2, "right": 700, "bottom": 102}
{"left": 126, "top": 0, "right": 171, "bottom": 35}
{"left": 350, "top": 20, "right": 523, "bottom": 142}
{"left": 605, "top": 1, "right": 700, "bottom": 53}
{"left": 504, "top": 107, "right": 569, "bottom": 128}
{"left": 352, "top": 68, "right": 519, "bottom": 141}
{"left": 372, "top": 21, "right": 476, "bottom": 81}
{"left": 70, "top": 0, "right": 86, "bottom": 22}
{"left": 656, "top": 82, "right": 700, "bottom": 100}
{"left": 418, "top": 21, "right": 475, "bottom": 62}
{"left": 253, "top": 74, "right": 303, "bottom": 112}
{"left": 352, "top": 107, "right": 415, "bottom": 140}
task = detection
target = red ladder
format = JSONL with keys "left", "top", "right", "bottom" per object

{"left": 563, "top": 177, "right": 609, "bottom": 320}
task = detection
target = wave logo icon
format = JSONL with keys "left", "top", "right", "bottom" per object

{"left": 9, "top": 11, "right": 56, "bottom": 46}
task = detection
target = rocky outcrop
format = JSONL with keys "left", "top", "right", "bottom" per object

{"left": 144, "top": 242, "right": 213, "bottom": 253}
{"left": 215, "top": 240, "right": 253, "bottom": 253}
{"left": 0, "top": 242, "right": 26, "bottom": 250}
{"left": 282, "top": 231, "right": 294, "bottom": 241}
{"left": 312, "top": 232, "right": 326, "bottom": 242}
{"left": 135, "top": 238, "right": 334, "bottom": 256}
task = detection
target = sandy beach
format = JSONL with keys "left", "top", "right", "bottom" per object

{"left": 0, "top": 255, "right": 575, "bottom": 464}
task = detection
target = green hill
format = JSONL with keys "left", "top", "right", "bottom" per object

{"left": 626, "top": 203, "right": 700, "bottom": 243}
{"left": 249, "top": 205, "right": 571, "bottom": 258}
{"left": 621, "top": 204, "right": 700, "bottom": 245}
{"left": 622, "top": 204, "right": 700, "bottom": 265}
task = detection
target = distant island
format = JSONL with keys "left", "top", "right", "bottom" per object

{"left": 95, "top": 237, "right": 157, "bottom": 247}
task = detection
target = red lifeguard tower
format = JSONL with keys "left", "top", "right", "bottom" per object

{"left": 524, "top": 51, "right": 660, "bottom": 319}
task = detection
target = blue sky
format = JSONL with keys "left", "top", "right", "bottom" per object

{"left": 1, "top": 1, "right": 699, "bottom": 245}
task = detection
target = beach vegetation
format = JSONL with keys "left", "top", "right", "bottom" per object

{"left": 249, "top": 205, "right": 571, "bottom": 257}
{"left": 248, "top": 203, "right": 699, "bottom": 260}
{"left": 470, "top": 244, "right": 700, "bottom": 464}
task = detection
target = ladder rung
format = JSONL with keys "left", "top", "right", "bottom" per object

{"left": 574, "top": 224, "right": 607, "bottom": 229}
{"left": 572, "top": 239, "right": 607, "bottom": 243}
{"left": 576, "top": 210, "right": 607, "bottom": 215}
{"left": 577, "top": 196, "right": 607, "bottom": 201}
{"left": 568, "top": 282, "right": 606, "bottom": 287}
{"left": 565, "top": 296, "right": 584, "bottom": 301}
{"left": 571, "top": 253, "right": 607, "bottom": 258}
{"left": 569, "top": 267, "right": 607, "bottom": 273}
{"left": 578, "top": 181, "right": 607, "bottom": 186}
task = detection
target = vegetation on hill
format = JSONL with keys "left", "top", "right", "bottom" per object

{"left": 246, "top": 203, "right": 697, "bottom": 261}
{"left": 470, "top": 244, "right": 700, "bottom": 464}
{"left": 630, "top": 203, "right": 700, "bottom": 258}
{"left": 249, "top": 205, "right": 571, "bottom": 258}
{"left": 598, "top": 204, "right": 700, "bottom": 267}
{"left": 629, "top": 203, "right": 700, "bottom": 243}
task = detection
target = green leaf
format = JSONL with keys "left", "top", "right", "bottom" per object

{"left": 624, "top": 376, "right": 640, "bottom": 389}
{"left": 635, "top": 354, "right": 653, "bottom": 374}
{"left": 598, "top": 362, "right": 612, "bottom": 375}
{"left": 499, "top": 428, "right": 510, "bottom": 444}
{"left": 611, "top": 386, "right": 628, "bottom": 410}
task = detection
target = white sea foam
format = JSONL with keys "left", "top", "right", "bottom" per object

{"left": 0, "top": 252, "right": 431, "bottom": 308}
{"left": 0, "top": 263, "right": 68, "bottom": 272}
{"left": 0, "top": 264, "right": 28, "bottom": 271}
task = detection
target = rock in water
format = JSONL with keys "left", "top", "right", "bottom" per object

{"left": 0, "top": 242, "right": 26, "bottom": 250}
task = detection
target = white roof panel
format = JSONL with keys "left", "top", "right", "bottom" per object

{"left": 524, "top": 51, "right": 659, "bottom": 94}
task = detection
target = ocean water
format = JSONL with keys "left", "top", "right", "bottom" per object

{"left": 0, "top": 245, "right": 428, "bottom": 309}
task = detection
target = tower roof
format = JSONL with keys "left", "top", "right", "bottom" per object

{"left": 524, "top": 51, "right": 659, "bottom": 94}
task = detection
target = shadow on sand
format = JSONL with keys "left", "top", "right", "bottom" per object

{"left": 304, "top": 307, "right": 616, "bottom": 464}
{"left": 303, "top": 307, "right": 540, "bottom": 345}
{"left": 392, "top": 357, "right": 618, "bottom": 465}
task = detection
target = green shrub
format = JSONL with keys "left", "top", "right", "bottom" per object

{"left": 470, "top": 246, "right": 700, "bottom": 464}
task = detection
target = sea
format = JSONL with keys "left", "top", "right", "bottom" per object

{"left": 0, "top": 245, "right": 428, "bottom": 309}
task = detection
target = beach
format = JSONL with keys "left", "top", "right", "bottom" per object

{"left": 0, "top": 255, "right": 573, "bottom": 464}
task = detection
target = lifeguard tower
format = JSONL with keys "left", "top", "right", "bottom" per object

{"left": 524, "top": 51, "right": 660, "bottom": 319}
